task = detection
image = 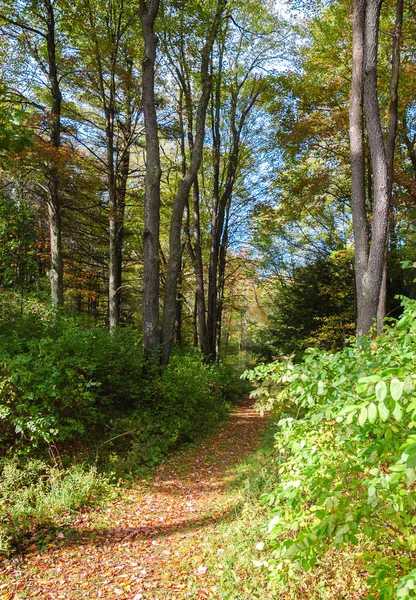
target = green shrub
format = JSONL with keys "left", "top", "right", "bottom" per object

{"left": 104, "top": 351, "right": 236, "bottom": 474}
{"left": 243, "top": 297, "right": 416, "bottom": 599}
{"left": 0, "top": 457, "right": 110, "bottom": 555}
{"left": 0, "top": 307, "right": 146, "bottom": 447}
{"left": 0, "top": 303, "right": 239, "bottom": 470}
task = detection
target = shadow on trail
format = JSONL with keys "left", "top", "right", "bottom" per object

{"left": 20, "top": 500, "right": 243, "bottom": 560}
{"left": 2, "top": 397, "right": 268, "bottom": 600}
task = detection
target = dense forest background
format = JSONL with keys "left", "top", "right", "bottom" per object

{"left": 1, "top": 0, "right": 415, "bottom": 361}
{"left": 1, "top": 0, "right": 416, "bottom": 597}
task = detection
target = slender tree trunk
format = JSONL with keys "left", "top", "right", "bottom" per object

{"left": 87, "top": 2, "right": 119, "bottom": 334}
{"left": 193, "top": 180, "right": 209, "bottom": 354}
{"left": 193, "top": 293, "right": 198, "bottom": 348}
{"left": 47, "top": 192, "right": 64, "bottom": 306}
{"left": 179, "top": 92, "right": 209, "bottom": 355}
{"left": 115, "top": 162, "right": 128, "bottom": 325}
{"left": 174, "top": 263, "right": 183, "bottom": 345}
{"left": 187, "top": 179, "right": 209, "bottom": 355}
{"left": 206, "top": 93, "right": 249, "bottom": 360}
{"left": 140, "top": 0, "right": 162, "bottom": 358}
{"left": 376, "top": 0, "right": 403, "bottom": 333}
{"left": 206, "top": 49, "right": 223, "bottom": 362}
{"left": 107, "top": 130, "right": 119, "bottom": 334}
{"left": 160, "top": 0, "right": 227, "bottom": 365}
{"left": 349, "top": 0, "right": 369, "bottom": 336}
{"left": 45, "top": 0, "right": 64, "bottom": 306}
{"left": 350, "top": 0, "right": 402, "bottom": 337}
{"left": 215, "top": 213, "right": 229, "bottom": 362}
{"left": 113, "top": 130, "right": 132, "bottom": 329}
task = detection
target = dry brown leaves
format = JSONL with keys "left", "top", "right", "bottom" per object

{"left": 0, "top": 398, "right": 268, "bottom": 600}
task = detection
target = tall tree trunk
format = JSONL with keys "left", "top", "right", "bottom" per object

{"left": 87, "top": 1, "right": 119, "bottom": 334}
{"left": 191, "top": 179, "right": 209, "bottom": 355}
{"left": 350, "top": 0, "right": 402, "bottom": 337}
{"left": 193, "top": 293, "right": 198, "bottom": 348}
{"left": 215, "top": 210, "right": 229, "bottom": 363}
{"left": 360, "top": 0, "right": 390, "bottom": 334}
{"left": 174, "top": 262, "right": 183, "bottom": 346}
{"left": 47, "top": 192, "right": 63, "bottom": 306}
{"left": 140, "top": 0, "right": 162, "bottom": 358}
{"left": 45, "top": 0, "right": 64, "bottom": 306}
{"left": 376, "top": 0, "right": 403, "bottom": 333}
{"left": 115, "top": 155, "right": 129, "bottom": 326}
{"left": 179, "top": 90, "right": 209, "bottom": 355}
{"left": 206, "top": 69, "right": 259, "bottom": 360}
{"left": 113, "top": 102, "right": 133, "bottom": 330}
{"left": 186, "top": 179, "right": 209, "bottom": 355}
{"left": 107, "top": 129, "right": 119, "bottom": 334}
{"left": 206, "top": 44, "right": 223, "bottom": 362}
{"left": 349, "top": 0, "right": 369, "bottom": 336}
{"left": 160, "top": 0, "right": 227, "bottom": 365}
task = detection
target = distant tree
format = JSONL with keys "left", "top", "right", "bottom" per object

{"left": 0, "top": 0, "right": 67, "bottom": 306}
{"left": 63, "top": 0, "right": 142, "bottom": 334}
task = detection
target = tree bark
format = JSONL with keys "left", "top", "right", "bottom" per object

{"left": 140, "top": 0, "right": 162, "bottom": 358}
{"left": 350, "top": 0, "right": 402, "bottom": 337}
{"left": 349, "top": 0, "right": 369, "bottom": 336}
{"left": 215, "top": 208, "right": 229, "bottom": 362}
{"left": 206, "top": 41, "right": 224, "bottom": 362}
{"left": 178, "top": 88, "right": 209, "bottom": 355}
{"left": 45, "top": 0, "right": 64, "bottom": 306}
{"left": 107, "top": 134, "right": 119, "bottom": 334}
{"left": 360, "top": 0, "right": 390, "bottom": 334}
{"left": 376, "top": 0, "right": 403, "bottom": 333}
{"left": 191, "top": 179, "right": 209, "bottom": 355}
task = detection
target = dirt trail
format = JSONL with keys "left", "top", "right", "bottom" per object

{"left": 1, "top": 398, "right": 268, "bottom": 600}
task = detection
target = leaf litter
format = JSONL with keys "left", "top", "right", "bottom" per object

{"left": 0, "top": 398, "right": 268, "bottom": 599}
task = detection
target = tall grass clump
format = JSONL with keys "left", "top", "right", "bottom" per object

{"left": 0, "top": 458, "right": 110, "bottom": 556}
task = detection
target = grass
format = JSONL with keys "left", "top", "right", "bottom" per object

{"left": 179, "top": 423, "right": 277, "bottom": 599}
{"left": 0, "top": 458, "right": 112, "bottom": 556}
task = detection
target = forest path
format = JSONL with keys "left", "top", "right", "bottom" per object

{"left": 1, "top": 398, "right": 268, "bottom": 600}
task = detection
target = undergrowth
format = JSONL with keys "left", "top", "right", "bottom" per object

{"left": 0, "top": 298, "right": 247, "bottom": 556}
{"left": 0, "top": 458, "right": 110, "bottom": 556}
{"left": 241, "top": 296, "right": 416, "bottom": 600}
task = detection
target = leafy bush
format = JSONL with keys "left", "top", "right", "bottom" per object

{"left": 0, "top": 457, "right": 110, "bottom": 555}
{"left": 0, "top": 303, "right": 239, "bottom": 473}
{"left": 150, "top": 352, "right": 233, "bottom": 437}
{"left": 0, "top": 304, "right": 150, "bottom": 446}
{"left": 103, "top": 351, "right": 236, "bottom": 474}
{"left": 243, "top": 297, "right": 416, "bottom": 599}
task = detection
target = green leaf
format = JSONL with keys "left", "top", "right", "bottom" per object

{"left": 406, "top": 447, "right": 416, "bottom": 468}
{"left": 285, "top": 543, "right": 299, "bottom": 558}
{"left": 358, "top": 406, "right": 368, "bottom": 426}
{"left": 390, "top": 378, "right": 404, "bottom": 401}
{"left": 378, "top": 402, "right": 390, "bottom": 422}
{"left": 367, "top": 402, "right": 377, "bottom": 424}
{"left": 375, "top": 380, "right": 387, "bottom": 402}
{"left": 392, "top": 402, "right": 403, "bottom": 422}
{"left": 405, "top": 468, "right": 416, "bottom": 486}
